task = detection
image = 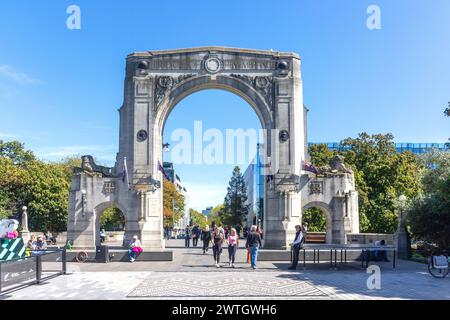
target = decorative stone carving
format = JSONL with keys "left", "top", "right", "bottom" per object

{"left": 136, "top": 129, "right": 148, "bottom": 142}
{"left": 276, "top": 60, "right": 289, "bottom": 76}
{"left": 103, "top": 182, "right": 116, "bottom": 194}
{"left": 230, "top": 74, "right": 273, "bottom": 107}
{"left": 154, "top": 74, "right": 196, "bottom": 107}
{"left": 74, "top": 155, "right": 115, "bottom": 177}
{"left": 204, "top": 56, "right": 223, "bottom": 73}
{"left": 317, "top": 155, "right": 353, "bottom": 176}
{"left": 279, "top": 130, "right": 289, "bottom": 142}
{"left": 309, "top": 180, "right": 323, "bottom": 194}
{"left": 330, "top": 155, "right": 353, "bottom": 174}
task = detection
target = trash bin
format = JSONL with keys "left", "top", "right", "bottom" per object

{"left": 95, "top": 245, "right": 109, "bottom": 263}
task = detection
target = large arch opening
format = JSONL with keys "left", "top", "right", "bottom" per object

{"left": 94, "top": 202, "right": 127, "bottom": 247}
{"left": 302, "top": 202, "right": 333, "bottom": 244}
{"left": 160, "top": 87, "right": 265, "bottom": 242}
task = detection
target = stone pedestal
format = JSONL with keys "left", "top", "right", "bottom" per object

{"left": 396, "top": 227, "right": 411, "bottom": 259}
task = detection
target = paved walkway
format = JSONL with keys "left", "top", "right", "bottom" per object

{"left": 2, "top": 240, "right": 449, "bottom": 300}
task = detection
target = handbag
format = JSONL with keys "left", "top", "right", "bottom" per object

{"left": 132, "top": 247, "right": 143, "bottom": 254}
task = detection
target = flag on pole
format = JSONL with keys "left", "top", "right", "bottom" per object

{"left": 301, "top": 160, "right": 318, "bottom": 174}
{"left": 122, "top": 157, "right": 130, "bottom": 189}
{"left": 158, "top": 161, "right": 170, "bottom": 181}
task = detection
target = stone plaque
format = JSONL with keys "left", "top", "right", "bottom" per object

{"left": 309, "top": 181, "right": 323, "bottom": 194}
{"left": 103, "top": 182, "right": 116, "bottom": 194}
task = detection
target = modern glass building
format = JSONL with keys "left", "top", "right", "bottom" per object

{"left": 308, "top": 142, "right": 449, "bottom": 154}
{"left": 243, "top": 143, "right": 265, "bottom": 228}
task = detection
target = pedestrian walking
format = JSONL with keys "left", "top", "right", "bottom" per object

{"left": 192, "top": 224, "right": 200, "bottom": 247}
{"left": 184, "top": 225, "right": 191, "bottom": 247}
{"left": 201, "top": 225, "right": 212, "bottom": 254}
{"left": 165, "top": 224, "right": 171, "bottom": 240}
{"left": 227, "top": 228, "right": 239, "bottom": 267}
{"left": 245, "top": 225, "right": 262, "bottom": 269}
{"left": 288, "top": 225, "right": 304, "bottom": 270}
{"left": 211, "top": 228, "right": 224, "bottom": 267}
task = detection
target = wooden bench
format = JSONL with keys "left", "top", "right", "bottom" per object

{"left": 305, "top": 233, "right": 326, "bottom": 244}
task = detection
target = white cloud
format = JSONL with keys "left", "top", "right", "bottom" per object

{"left": 185, "top": 182, "right": 226, "bottom": 211}
{"left": 36, "top": 144, "right": 117, "bottom": 165}
{"left": 0, "top": 132, "right": 19, "bottom": 139}
{"left": 0, "top": 65, "right": 42, "bottom": 85}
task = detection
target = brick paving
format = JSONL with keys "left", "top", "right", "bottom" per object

{"left": 2, "top": 240, "right": 449, "bottom": 300}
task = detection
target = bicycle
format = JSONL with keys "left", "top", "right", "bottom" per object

{"left": 428, "top": 254, "right": 449, "bottom": 278}
{"left": 66, "top": 240, "right": 89, "bottom": 263}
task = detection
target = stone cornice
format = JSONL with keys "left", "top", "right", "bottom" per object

{"left": 127, "top": 46, "right": 300, "bottom": 60}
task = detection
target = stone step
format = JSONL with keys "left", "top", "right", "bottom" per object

{"left": 64, "top": 249, "right": 173, "bottom": 262}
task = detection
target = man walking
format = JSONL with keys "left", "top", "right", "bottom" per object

{"left": 288, "top": 225, "right": 304, "bottom": 270}
{"left": 192, "top": 224, "right": 200, "bottom": 247}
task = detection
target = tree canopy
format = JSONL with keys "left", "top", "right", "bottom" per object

{"left": 0, "top": 140, "right": 73, "bottom": 231}
{"left": 406, "top": 150, "right": 450, "bottom": 250}
{"left": 308, "top": 133, "right": 423, "bottom": 233}
{"left": 163, "top": 180, "right": 185, "bottom": 228}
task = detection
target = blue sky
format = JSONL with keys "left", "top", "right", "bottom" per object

{"left": 0, "top": 1, "right": 449, "bottom": 210}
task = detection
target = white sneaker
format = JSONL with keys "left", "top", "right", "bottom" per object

{"left": 232, "top": 263, "right": 235, "bottom": 268}
{"left": 216, "top": 263, "right": 220, "bottom": 268}
{"left": 130, "top": 258, "right": 135, "bottom": 262}
{"left": 229, "top": 261, "right": 232, "bottom": 267}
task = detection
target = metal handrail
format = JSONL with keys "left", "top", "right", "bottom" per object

{"left": 0, "top": 248, "right": 66, "bottom": 293}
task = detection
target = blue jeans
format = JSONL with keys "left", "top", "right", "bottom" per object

{"left": 250, "top": 245, "right": 259, "bottom": 268}
{"left": 128, "top": 248, "right": 137, "bottom": 261}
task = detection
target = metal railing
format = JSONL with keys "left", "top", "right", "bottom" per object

{"left": 0, "top": 248, "right": 66, "bottom": 293}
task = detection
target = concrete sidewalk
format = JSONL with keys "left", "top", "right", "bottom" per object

{"left": 2, "top": 240, "right": 449, "bottom": 300}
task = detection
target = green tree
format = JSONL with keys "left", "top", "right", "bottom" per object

{"left": 163, "top": 180, "right": 185, "bottom": 228}
{"left": 189, "top": 208, "right": 207, "bottom": 228}
{"left": 100, "top": 208, "right": 125, "bottom": 231}
{"left": 308, "top": 143, "right": 335, "bottom": 167}
{"left": 308, "top": 133, "right": 422, "bottom": 234}
{"left": 339, "top": 133, "right": 422, "bottom": 233}
{"left": 207, "top": 204, "right": 224, "bottom": 226}
{"left": 0, "top": 140, "right": 35, "bottom": 165}
{"left": 0, "top": 140, "right": 73, "bottom": 231}
{"left": 302, "top": 207, "right": 327, "bottom": 232}
{"left": 222, "top": 166, "right": 249, "bottom": 228}
{"left": 24, "top": 160, "right": 70, "bottom": 232}
{"left": 406, "top": 151, "right": 450, "bottom": 250}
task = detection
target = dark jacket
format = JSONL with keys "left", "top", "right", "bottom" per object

{"left": 245, "top": 231, "right": 262, "bottom": 248}
{"left": 201, "top": 230, "right": 211, "bottom": 242}
{"left": 185, "top": 227, "right": 191, "bottom": 239}
{"left": 212, "top": 233, "right": 224, "bottom": 247}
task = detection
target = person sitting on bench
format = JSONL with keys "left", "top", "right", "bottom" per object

{"left": 288, "top": 225, "right": 304, "bottom": 270}
{"left": 374, "top": 239, "right": 389, "bottom": 262}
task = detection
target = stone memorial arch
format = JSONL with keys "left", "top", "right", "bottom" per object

{"left": 67, "top": 47, "right": 359, "bottom": 250}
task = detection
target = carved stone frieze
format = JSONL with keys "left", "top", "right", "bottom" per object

{"left": 154, "top": 74, "right": 196, "bottom": 107}
{"left": 230, "top": 74, "right": 273, "bottom": 107}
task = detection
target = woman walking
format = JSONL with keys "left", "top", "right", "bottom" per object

{"left": 245, "top": 225, "right": 262, "bottom": 269}
{"left": 201, "top": 225, "right": 211, "bottom": 254}
{"left": 227, "top": 228, "right": 239, "bottom": 268}
{"left": 211, "top": 228, "right": 224, "bottom": 267}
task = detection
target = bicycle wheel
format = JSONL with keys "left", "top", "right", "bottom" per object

{"left": 428, "top": 260, "right": 449, "bottom": 278}
{"left": 76, "top": 251, "right": 89, "bottom": 263}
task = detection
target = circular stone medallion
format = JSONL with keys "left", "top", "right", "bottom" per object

{"left": 204, "top": 57, "right": 222, "bottom": 74}
{"left": 137, "top": 129, "right": 148, "bottom": 142}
